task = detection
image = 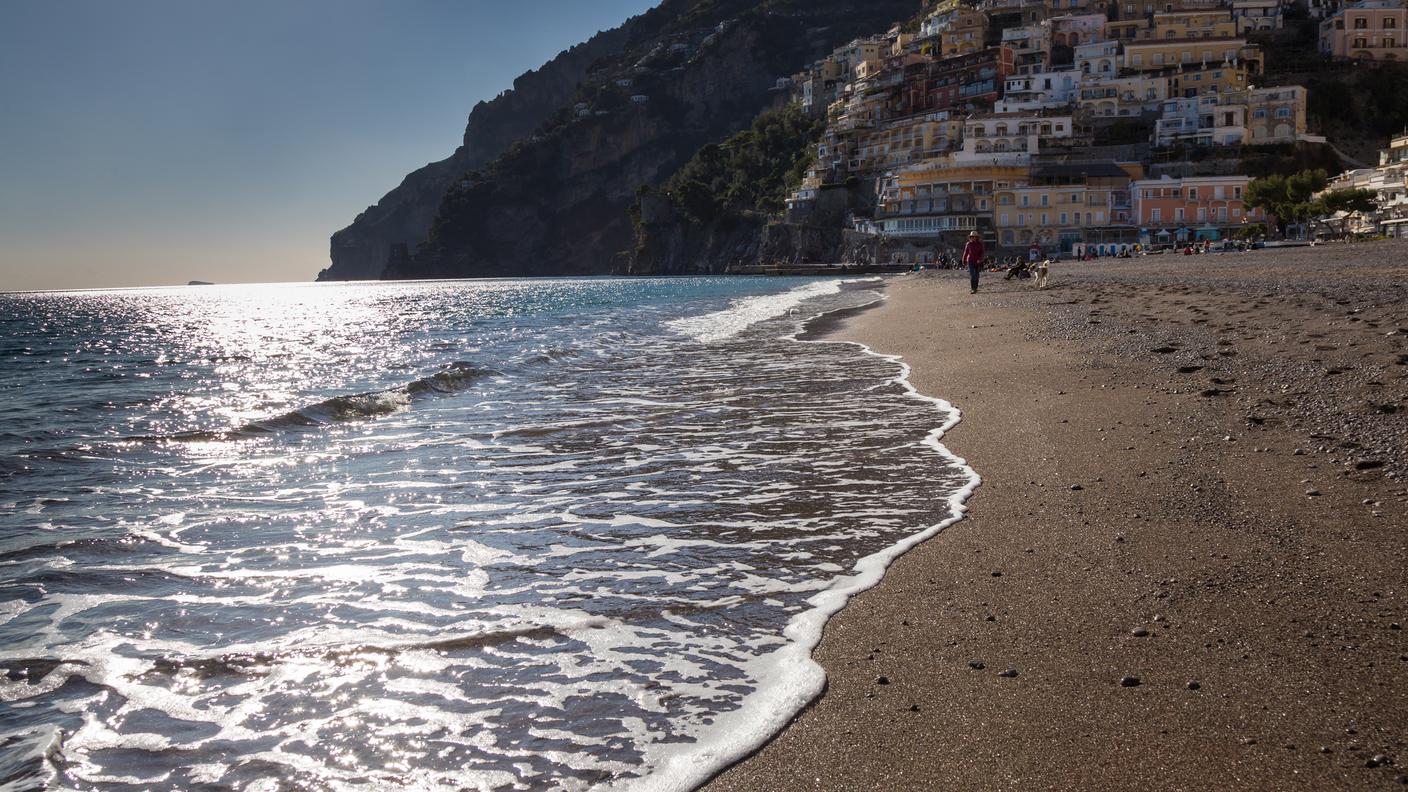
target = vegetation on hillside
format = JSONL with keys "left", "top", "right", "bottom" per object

{"left": 1245, "top": 168, "right": 1377, "bottom": 235}
{"left": 645, "top": 104, "right": 824, "bottom": 225}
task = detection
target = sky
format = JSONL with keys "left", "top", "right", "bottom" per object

{"left": 0, "top": 0, "right": 660, "bottom": 291}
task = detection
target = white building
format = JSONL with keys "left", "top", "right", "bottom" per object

{"left": 994, "top": 69, "right": 1084, "bottom": 112}
{"left": 1153, "top": 94, "right": 1247, "bottom": 146}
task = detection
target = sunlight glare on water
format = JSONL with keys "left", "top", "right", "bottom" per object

{"left": 0, "top": 277, "right": 972, "bottom": 791}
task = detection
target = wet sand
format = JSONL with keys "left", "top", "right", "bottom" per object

{"left": 708, "top": 241, "right": 1408, "bottom": 790}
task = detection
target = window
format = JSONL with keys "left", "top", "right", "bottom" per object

{"left": 1040, "top": 194, "right": 1049, "bottom": 206}
{"left": 1233, "top": 206, "right": 1242, "bottom": 218}
{"left": 1188, "top": 187, "right": 1198, "bottom": 199}
{"left": 1387, "top": 17, "right": 1398, "bottom": 28}
{"left": 1176, "top": 207, "right": 1185, "bottom": 222}
{"left": 1151, "top": 207, "right": 1162, "bottom": 221}
{"left": 1354, "top": 16, "right": 1367, "bottom": 28}
{"left": 1041, "top": 212, "right": 1049, "bottom": 224}
{"left": 1234, "top": 186, "right": 1243, "bottom": 198}
{"left": 1001, "top": 212, "right": 1011, "bottom": 225}
{"left": 1254, "top": 109, "right": 1268, "bottom": 118}
{"left": 1354, "top": 37, "right": 1367, "bottom": 48}
{"left": 1022, "top": 195, "right": 1030, "bottom": 206}
{"left": 1388, "top": 37, "right": 1398, "bottom": 47}
{"left": 1060, "top": 212, "right": 1069, "bottom": 224}
{"left": 1276, "top": 107, "right": 1292, "bottom": 117}
{"left": 1218, "top": 207, "right": 1228, "bottom": 221}
{"left": 1196, "top": 207, "right": 1207, "bottom": 222}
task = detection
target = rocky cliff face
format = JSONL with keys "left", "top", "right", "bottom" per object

{"left": 319, "top": 25, "right": 633, "bottom": 280}
{"left": 325, "top": 0, "right": 922, "bottom": 281}
{"left": 629, "top": 182, "right": 878, "bottom": 274}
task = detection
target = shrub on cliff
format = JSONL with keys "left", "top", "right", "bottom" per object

{"left": 656, "top": 103, "right": 823, "bottom": 224}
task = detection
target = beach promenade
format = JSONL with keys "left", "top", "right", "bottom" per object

{"left": 709, "top": 240, "right": 1408, "bottom": 790}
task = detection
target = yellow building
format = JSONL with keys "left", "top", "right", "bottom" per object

{"left": 878, "top": 162, "right": 1029, "bottom": 240}
{"left": 1122, "top": 38, "right": 1262, "bottom": 74}
{"left": 1152, "top": 10, "right": 1238, "bottom": 39}
{"left": 993, "top": 162, "right": 1140, "bottom": 251}
{"left": 1243, "top": 85, "right": 1308, "bottom": 144}
{"left": 1079, "top": 73, "right": 1168, "bottom": 116}
{"left": 853, "top": 114, "right": 964, "bottom": 172}
{"left": 1165, "top": 61, "right": 1251, "bottom": 98}
{"left": 942, "top": 9, "right": 990, "bottom": 57}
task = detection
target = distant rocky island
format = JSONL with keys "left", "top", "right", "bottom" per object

{"left": 318, "top": 0, "right": 1408, "bottom": 281}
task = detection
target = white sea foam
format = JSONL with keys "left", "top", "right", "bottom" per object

{"left": 667, "top": 278, "right": 877, "bottom": 343}
{"left": 618, "top": 288, "right": 983, "bottom": 792}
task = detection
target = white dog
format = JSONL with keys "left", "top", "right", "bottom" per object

{"left": 1034, "top": 258, "right": 1051, "bottom": 289}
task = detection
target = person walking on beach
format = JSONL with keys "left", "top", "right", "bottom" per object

{"left": 962, "top": 230, "right": 985, "bottom": 293}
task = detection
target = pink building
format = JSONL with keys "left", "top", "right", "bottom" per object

{"left": 1320, "top": 0, "right": 1408, "bottom": 60}
{"left": 1132, "top": 175, "right": 1266, "bottom": 241}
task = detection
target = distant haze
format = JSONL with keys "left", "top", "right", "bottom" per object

{"left": 0, "top": 0, "right": 658, "bottom": 291}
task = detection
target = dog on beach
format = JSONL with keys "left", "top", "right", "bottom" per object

{"left": 1034, "top": 258, "right": 1050, "bottom": 289}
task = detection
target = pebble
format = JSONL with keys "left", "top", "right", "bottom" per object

{"left": 1372, "top": 754, "right": 1391, "bottom": 767}
{"left": 991, "top": 571, "right": 1003, "bottom": 577}
{"left": 1070, "top": 484, "right": 1084, "bottom": 491}
{"left": 1186, "top": 680, "right": 1201, "bottom": 690}
{"left": 998, "top": 668, "right": 1019, "bottom": 678}
{"left": 968, "top": 660, "right": 985, "bottom": 670}
{"left": 1120, "top": 675, "right": 1141, "bottom": 687}
{"left": 1131, "top": 627, "right": 1150, "bottom": 637}
{"left": 909, "top": 703, "right": 920, "bottom": 712}
{"left": 875, "top": 676, "right": 889, "bottom": 685}
{"left": 1294, "top": 448, "right": 1306, "bottom": 455}
{"left": 1305, "top": 489, "right": 1321, "bottom": 497}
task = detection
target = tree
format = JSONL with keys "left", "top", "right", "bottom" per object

{"left": 1245, "top": 168, "right": 1329, "bottom": 236}
{"left": 1311, "top": 187, "right": 1379, "bottom": 237}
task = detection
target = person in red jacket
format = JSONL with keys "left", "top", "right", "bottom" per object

{"left": 962, "top": 230, "right": 985, "bottom": 293}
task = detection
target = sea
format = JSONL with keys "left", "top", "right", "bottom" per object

{"left": 0, "top": 277, "right": 977, "bottom": 791}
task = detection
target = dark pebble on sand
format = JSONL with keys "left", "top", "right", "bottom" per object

{"left": 1131, "top": 628, "right": 1150, "bottom": 637}
{"left": 1373, "top": 754, "right": 1391, "bottom": 767}
{"left": 998, "top": 668, "right": 1019, "bottom": 678}
{"left": 1070, "top": 484, "right": 1084, "bottom": 491}
{"left": 875, "top": 676, "right": 889, "bottom": 685}
{"left": 1306, "top": 489, "right": 1321, "bottom": 497}
{"left": 991, "top": 571, "right": 1003, "bottom": 577}
{"left": 1187, "top": 680, "right": 1201, "bottom": 690}
{"left": 1396, "top": 773, "right": 1408, "bottom": 785}
{"left": 968, "top": 661, "right": 985, "bottom": 670}
{"left": 1120, "top": 675, "right": 1141, "bottom": 687}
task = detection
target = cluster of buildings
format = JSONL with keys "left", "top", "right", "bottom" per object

{"left": 1322, "top": 132, "right": 1408, "bottom": 236}
{"left": 783, "top": 0, "right": 1402, "bottom": 256}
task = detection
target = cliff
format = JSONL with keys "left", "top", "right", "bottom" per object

{"left": 319, "top": 22, "right": 635, "bottom": 280}
{"left": 324, "top": 0, "right": 922, "bottom": 281}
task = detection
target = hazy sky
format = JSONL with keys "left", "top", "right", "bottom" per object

{"left": 0, "top": 0, "right": 659, "bottom": 291}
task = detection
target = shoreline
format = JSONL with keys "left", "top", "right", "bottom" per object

{"left": 707, "top": 242, "right": 1408, "bottom": 790}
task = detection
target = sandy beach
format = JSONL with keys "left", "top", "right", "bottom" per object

{"left": 708, "top": 240, "right": 1408, "bottom": 790}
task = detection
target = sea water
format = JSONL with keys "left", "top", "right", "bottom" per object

{"left": 0, "top": 277, "right": 976, "bottom": 791}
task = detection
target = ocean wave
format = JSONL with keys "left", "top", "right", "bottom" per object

{"left": 157, "top": 361, "right": 498, "bottom": 442}
{"left": 667, "top": 279, "right": 879, "bottom": 344}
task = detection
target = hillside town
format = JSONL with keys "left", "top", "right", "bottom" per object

{"left": 783, "top": 0, "right": 1408, "bottom": 261}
